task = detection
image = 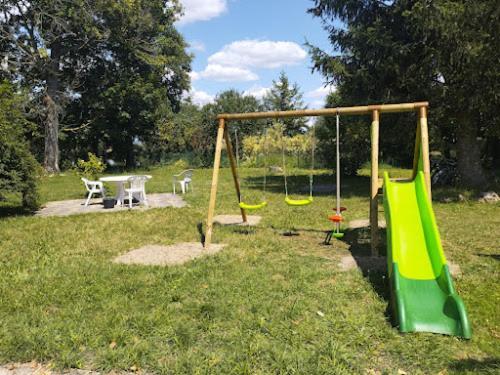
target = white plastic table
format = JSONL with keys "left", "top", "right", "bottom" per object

{"left": 99, "top": 175, "right": 152, "bottom": 206}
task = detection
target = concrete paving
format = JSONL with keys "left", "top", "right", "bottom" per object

{"left": 114, "top": 242, "right": 227, "bottom": 266}
{"left": 35, "top": 193, "right": 186, "bottom": 217}
{"left": 213, "top": 214, "right": 262, "bottom": 226}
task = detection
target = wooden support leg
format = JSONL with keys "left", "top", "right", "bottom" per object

{"left": 224, "top": 126, "right": 247, "bottom": 223}
{"left": 419, "top": 106, "right": 432, "bottom": 200}
{"left": 205, "top": 119, "right": 226, "bottom": 249}
{"left": 370, "top": 109, "right": 380, "bottom": 256}
{"left": 411, "top": 120, "right": 422, "bottom": 180}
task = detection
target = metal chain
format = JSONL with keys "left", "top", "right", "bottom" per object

{"left": 310, "top": 123, "right": 316, "bottom": 198}
{"left": 281, "top": 128, "right": 289, "bottom": 197}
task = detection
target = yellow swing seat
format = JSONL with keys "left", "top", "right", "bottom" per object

{"left": 284, "top": 196, "right": 313, "bottom": 207}
{"left": 239, "top": 201, "right": 268, "bottom": 211}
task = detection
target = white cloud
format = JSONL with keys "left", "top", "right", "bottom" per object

{"left": 189, "top": 71, "right": 200, "bottom": 81}
{"left": 208, "top": 40, "right": 307, "bottom": 69}
{"left": 306, "top": 85, "right": 336, "bottom": 99}
{"left": 243, "top": 85, "right": 270, "bottom": 99}
{"left": 193, "top": 64, "right": 258, "bottom": 82}
{"left": 309, "top": 100, "right": 326, "bottom": 109}
{"left": 305, "top": 85, "right": 337, "bottom": 108}
{"left": 178, "top": 0, "right": 227, "bottom": 25}
{"left": 187, "top": 88, "right": 215, "bottom": 106}
{"left": 189, "top": 40, "right": 206, "bottom": 52}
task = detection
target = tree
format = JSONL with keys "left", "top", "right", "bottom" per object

{"left": 315, "top": 92, "right": 371, "bottom": 175}
{"left": 308, "top": 0, "right": 499, "bottom": 187}
{"left": 150, "top": 100, "right": 203, "bottom": 165}
{"left": 1, "top": 0, "right": 104, "bottom": 173}
{"left": 0, "top": 81, "right": 39, "bottom": 209}
{"left": 263, "top": 72, "right": 307, "bottom": 136}
{"left": 196, "top": 90, "right": 265, "bottom": 166}
{"left": 1, "top": 0, "right": 190, "bottom": 171}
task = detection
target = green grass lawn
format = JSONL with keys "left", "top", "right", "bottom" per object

{"left": 0, "top": 165, "right": 498, "bottom": 374}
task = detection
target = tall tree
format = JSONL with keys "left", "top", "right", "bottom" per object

{"left": 194, "top": 90, "right": 264, "bottom": 166}
{"left": 1, "top": 0, "right": 103, "bottom": 173}
{"left": 308, "top": 0, "right": 499, "bottom": 187}
{"left": 63, "top": 0, "right": 191, "bottom": 168}
{"left": 263, "top": 72, "right": 307, "bottom": 136}
{"left": 1, "top": 0, "right": 190, "bottom": 171}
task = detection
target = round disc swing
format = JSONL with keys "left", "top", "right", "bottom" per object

{"left": 238, "top": 128, "right": 268, "bottom": 211}
{"left": 325, "top": 113, "right": 346, "bottom": 243}
{"left": 281, "top": 126, "right": 316, "bottom": 207}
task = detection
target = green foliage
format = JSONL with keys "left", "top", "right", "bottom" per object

{"left": 172, "top": 158, "right": 189, "bottom": 171}
{"left": 76, "top": 152, "right": 106, "bottom": 180}
{"left": 242, "top": 123, "right": 314, "bottom": 168}
{"left": 263, "top": 72, "right": 308, "bottom": 135}
{"left": 308, "top": 0, "right": 500, "bottom": 187}
{"left": 0, "top": 81, "right": 40, "bottom": 210}
{"left": 1, "top": 0, "right": 191, "bottom": 171}
{"left": 191, "top": 90, "right": 265, "bottom": 167}
{"left": 315, "top": 93, "right": 371, "bottom": 175}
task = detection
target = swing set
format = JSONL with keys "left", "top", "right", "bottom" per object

{"left": 235, "top": 125, "right": 317, "bottom": 210}
{"left": 205, "top": 101, "right": 432, "bottom": 255}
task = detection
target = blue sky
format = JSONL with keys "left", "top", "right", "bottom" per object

{"left": 176, "top": 0, "right": 338, "bottom": 107}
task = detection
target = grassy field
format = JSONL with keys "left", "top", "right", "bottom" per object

{"left": 0, "top": 165, "right": 498, "bottom": 374}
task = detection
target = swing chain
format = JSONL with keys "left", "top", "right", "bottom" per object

{"left": 309, "top": 123, "right": 316, "bottom": 198}
{"left": 281, "top": 127, "right": 289, "bottom": 197}
{"left": 281, "top": 122, "right": 315, "bottom": 200}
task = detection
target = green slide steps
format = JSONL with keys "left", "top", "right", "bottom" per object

{"left": 383, "top": 171, "right": 471, "bottom": 338}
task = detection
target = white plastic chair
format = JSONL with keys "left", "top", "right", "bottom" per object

{"left": 124, "top": 176, "right": 149, "bottom": 208}
{"left": 81, "top": 178, "right": 105, "bottom": 207}
{"left": 173, "top": 169, "right": 194, "bottom": 194}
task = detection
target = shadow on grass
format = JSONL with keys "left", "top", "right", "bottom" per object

{"left": 341, "top": 226, "right": 392, "bottom": 318}
{"left": 268, "top": 224, "right": 329, "bottom": 236}
{"left": 230, "top": 227, "right": 257, "bottom": 235}
{"left": 475, "top": 253, "right": 500, "bottom": 261}
{"left": 197, "top": 222, "right": 206, "bottom": 245}
{"left": 0, "top": 205, "right": 35, "bottom": 219}
{"left": 243, "top": 173, "right": 371, "bottom": 198}
{"left": 448, "top": 358, "right": 500, "bottom": 373}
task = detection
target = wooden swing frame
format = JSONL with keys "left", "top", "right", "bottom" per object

{"left": 205, "top": 101, "right": 431, "bottom": 256}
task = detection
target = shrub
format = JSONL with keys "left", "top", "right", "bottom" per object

{"left": 172, "top": 158, "right": 189, "bottom": 171}
{"left": 0, "top": 81, "right": 40, "bottom": 210}
{"left": 76, "top": 152, "right": 106, "bottom": 179}
{"left": 241, "top": 123, "right": 314, "bottom": 168}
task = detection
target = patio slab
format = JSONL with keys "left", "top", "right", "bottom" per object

{"left": 35, "top": 193, "right": 186, "bottom": 217}
{"left": 114, "top": 242, "right": 227, "bottom": 266}
{"left": 213, "top": 214, "right": 262, "bottom": 226}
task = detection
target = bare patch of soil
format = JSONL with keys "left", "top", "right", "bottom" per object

{"left": 113, "top": 242, "right": 226, "bottom": 266}
{"left": 348, "top": 219, "right": 386, "bottom": 229}
{"left": 213, "top": 215, "right": 261, "bottom": 226}
{"left": 339, "top": 255, "right": 386, "bottom": 272}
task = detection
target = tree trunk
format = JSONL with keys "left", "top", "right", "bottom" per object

{"left": 126, "top": 136, "right": 136, "bottom": 168}
{"left": 455, "top": 115, "right": 488, "bottom": 188}
{"left": 43, "top": 44, "right": 61, "bottom": 173}
{"left": 43, "top": 91, "right": 60, "bottom": 173}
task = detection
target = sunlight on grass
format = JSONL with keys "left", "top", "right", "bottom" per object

{"left": 0, "top": 166, "right": 498, "bottom": 373}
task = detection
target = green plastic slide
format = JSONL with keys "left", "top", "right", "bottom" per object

{"left": 383, "top": 171, "right": 471, "bottom": 338}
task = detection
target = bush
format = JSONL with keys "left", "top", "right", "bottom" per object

{"left": 172, "top": 158, "right": 189, "bottom": 171}
{"left": 241, "top": 123, "right": 314, "bottom": 168}
{"left": 0, "top": 81, "right": 40, "bottom": 210}
{"left": 76, "top": 152, "right": 106, "bottom": 179}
